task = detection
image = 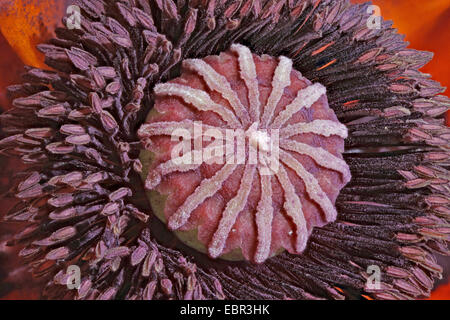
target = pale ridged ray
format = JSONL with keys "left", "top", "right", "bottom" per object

{"left": 274, "top": 164, "right": 308, "bottom": 253}
{"left": 280, "top": 150, "right": 337, "bottom": 221}
{"left": 145, "top": 150, "right": 202, "bottom": 190}
{"left": 281, "top": 139, "right": 351, "bottom": 183}
{"left": 280, "top": 119, "right": 348, "bottom": 139}
{"left": 145, "top": 164, "right": 200, "bottom": 191}
{"left": 138, "top": 120, "right": 227, "bottom": 139}
{"left": 182, "top": 59, "right": 251, "bottom": 127}
{"left": 271, "top": 83, "right": 326, "bottom": 129}
{"left": 231, "top": 44, "right": 261, "bottom": 122}
{"left": 260, "top": 56, "right": 293, "bottom": 127}
{"left": 154, "top": 83, "right": 241, "bottom": 128}
{"left": 146, "top": 144, "right": 236, "bottom": 190}
{"left": 254, "top": 170, "right": 274, "bottom": 264}
{"left": 208, "top": 164, "right": 256, "bottom": 258}
{"left": 168, "top": 161, "right": 238, "bottom": 230}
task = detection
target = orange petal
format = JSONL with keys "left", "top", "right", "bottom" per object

{"left": 427, "top": 283, "right": 450, "bottom": 300}
{"left": 0, "top": 33, "right": 23, "bottom": 109}
{"left": 0, "top": 0, "right": 67, "bottom": 69}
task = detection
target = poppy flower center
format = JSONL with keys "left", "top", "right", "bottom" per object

{"left": 138, "top": 44, "right": 351, "bottom": 263}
